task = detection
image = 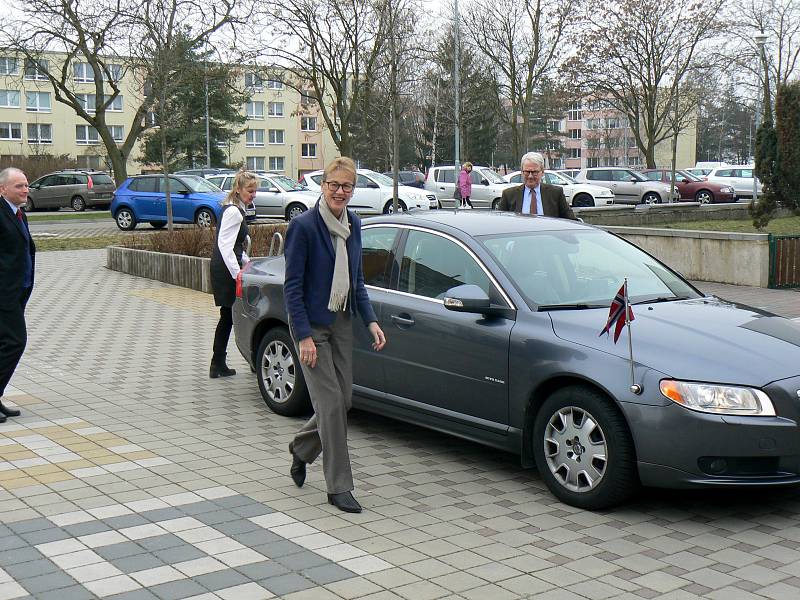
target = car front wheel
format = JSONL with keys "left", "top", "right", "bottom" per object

{"left": 642, "top": 192, "right": 661, "bottom": 205}
{"left": 256, "top": 327, "right": 310, "bottom": 416}
{"left": 492, "top": 198, "right": 502, "bottom": 210}
{"left": 694, "top": 190, "right": 713, "bottom": 204}
{"left": 115, "top": 208, "right": 137, "bottom": 231}
{"left": 285, "top": 203, "right": 307, "bottom": 221}
{"left": 572, "top": 193, "right": 594, "bottom": 208}
{"left": 383, "top": 199, "right": 407, "bottom": 214}
{"left": 195, "top": 208, "right": 216, "bottom": 227}
{"left": 533, "top": 386, "right": 638, "bottom": 509}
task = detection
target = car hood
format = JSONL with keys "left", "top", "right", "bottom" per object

{"left": 548, "top": 297, "right": 800, "bottom": 386}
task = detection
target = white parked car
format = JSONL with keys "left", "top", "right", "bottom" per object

{"left": 424, "top": 165, "right": 515, "bottom": 209}
{"left": 299, "top": 169, "right": 436, "bottom": 215}
{"left": 503, "top": 170, "right": 615, "bottom": 207}
{"left": 705, "top": 166, "right": 762, "bottom": 199}
{"left": 207, "top": 173, "right": 319, "bottom": 220}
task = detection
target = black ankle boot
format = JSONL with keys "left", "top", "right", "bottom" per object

{"left": 209, "top": 354, "right": 236, "bottom": 378}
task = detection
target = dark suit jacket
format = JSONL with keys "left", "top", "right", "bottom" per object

{"left": 497, "top": 183, "right": 577, "bottom": 220}
{"left": 284, "top": 202, "right": 377, "bottom": 341}
{"left": 0, "top": 198, "right": 36, "bottom": 306}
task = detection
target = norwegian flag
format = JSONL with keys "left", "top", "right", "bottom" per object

{"left": 600, "top": 282, "right": 634, "bottom": 343}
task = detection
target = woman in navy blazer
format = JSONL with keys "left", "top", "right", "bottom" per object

{"left": 284, "top": 157, "right": 386, "bottom": 514}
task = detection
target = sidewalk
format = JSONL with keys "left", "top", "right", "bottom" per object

{"left": 692, "top": 280, "right": 800, "bottom": 319}
{"left": 1, "top": 249, "right": 799, "bottom": 600}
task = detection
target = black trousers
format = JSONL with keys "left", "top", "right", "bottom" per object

{"left": 0, "top": 288, "right": 31, "bottom": 397}
{"left": 212, "top": 306, "right": 233, "bottom": 364}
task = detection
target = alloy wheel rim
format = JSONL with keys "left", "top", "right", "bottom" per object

{"left": 289, "top": 206, "right": 304, "bottom": 219}
{"left": 544, "top": 406, "right": 608, "bottom": 493}
{"left": 118, "top": 212, "right": 132, "bottom": 228}
{"left": 198, "top": 212, "right": 212, "bottom": 227}
{"left": 261, "top": 340, "right": 295, "bottom": 404}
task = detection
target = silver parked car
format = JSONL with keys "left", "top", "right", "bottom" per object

{"left": 574, "top": 167, "right": 679, "bottom": 205}
{"left": 424, "top": 165, "right": 515, "bottom": 209}
{"left": 705, "top": 166, "right": 762, "bottom": 199}
{"left": 207, "top": 173, "right": 319, "bottom": 220}
{"left": 232, "top": 211, "right": 800, "bottom": 509}
{"left": 26, "top": 170, "right": 116, "bottom": 212}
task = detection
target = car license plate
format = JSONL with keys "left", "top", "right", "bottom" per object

{"left": 246, "top": 205, "right": 256, "bottom": 217}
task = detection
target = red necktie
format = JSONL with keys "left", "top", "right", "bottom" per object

{"left": 17, "top": 209, "right": 24, "bottom": 223}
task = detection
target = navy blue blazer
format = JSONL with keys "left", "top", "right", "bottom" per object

{"left": 0, "top": 198, "right": 36, "bottom": 306}
{"left": 284, "top": 202, "right": 377, "bottom": 341}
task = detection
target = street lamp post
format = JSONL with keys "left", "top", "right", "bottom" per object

{"left": 753, "top": 32, "right": 768, "bottom": 201}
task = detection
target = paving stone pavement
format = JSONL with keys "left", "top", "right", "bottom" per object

{"left": 2, "top": 249, "right": 800, "bottom": 600}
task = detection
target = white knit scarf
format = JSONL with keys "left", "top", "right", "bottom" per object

{"left": 319, "top": 199, "right": 351, "bottom": 312}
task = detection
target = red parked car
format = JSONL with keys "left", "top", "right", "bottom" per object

{"left": 640, "top": 169, "right": 737, "bottom": 204}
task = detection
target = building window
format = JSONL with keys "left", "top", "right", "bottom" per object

{"left": 104, "top": 64, "right": 123, "bottom": 82}
{"left": 110, "top": 125, "right": 124, "bottom": 142}
{"left": 268, "top": 101, "right": 284, "bottom": 117}
{"left": 300, "top": 93, "right": 314, "bottom": 108}
{"left": 246, "top": 156, "right": 266, "bottom": 171}
{"left": 77, "top": 155, "right": 102, "bottom": 170}
{"left": 105, "top": 95, "right": 123, "bottom": 111}
{"left": 569, "top": 128, "right": 581, "bottom": 139}
{"left": 0, "top": 90, "right": 20, "bottom": 108}
{"left": 27, "top": 123, "right": 52, "bottom": 144}
{"left": 547, "top": 119, "right": 561, "bottom": 132}
{"left": 76, "top": 94, "right": 96, "bottom": 113}
{"left": 0, "top": 122, "right": 22, "bottom": 140}
{"left": 568, "top": 101, "right": 582, "bottom": 121}
{"left": 586, "top": 118, "right": 602, "bottom": 130}
{"left": 269, "top": 156, "right": 285, "bottom": 171}
{"left": 300, "top": 116, "right": 317, "bottom": 132}
{"left": 568, "top": 148, "right": 581, "bottom": 159}
{"left": 246, "top": 129, "right": 265, "bottom": 147}
{"left": 607, "top": 117, "right": 620, "bottom": 129}
{"left": 544, "top": 141, "right": 559, "bottom": 150}
{"left": 247, "top": 101, "right": 264, "bottom": 119}
{"left": 0, "top": 57, "right": 18, "bottom": 75}
{"left": 76, "top": 124, "right": 100, "bottom": 145}
{"left": 268, "top": 129, "right": 284, "bottom": 144}
{"left": 74, "top": 62, "right": 96, "bottom": 83}
{"left": 24, "top": 58, "right": 49, "bottom": 80}
{"left": 550, "top": 157, "right": 563, "bottom": 169}
{"left": 266, "top": 79, "right": 283, "bottom": 90}
{"left": 26, "top": 91, "right": 51, "bottom": 112}
{"left": 245, "top": 72, "right": 263, "bottom": 90}
{"left": 301, "top": 143, "right": 317, "bottom": 158}
{"left": 587, "top": 157, "right": 601, "bottom": 168}
{"left": 628, "top": 155, "right": 642, "bottom": 166}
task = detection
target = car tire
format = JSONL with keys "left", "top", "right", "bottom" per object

{"left": 694, "top": 190, "right": 713, "bottom": 204}
{"left": 150, "top": 221, "right": 167, "bottom": 229}
{"left": 71, "top": 196, "right": 86, "bottom": 212}
{"left": 572, "top": 193, "right": 594, "bottom": 208}
{"left": 383, "top": 199, "right": 407, "bottom": 214}
{"left": 115, "top": 207, "right": 137, "bottom": 231}
{"left": 642, "top": 192, "right": 661, "bottom": 205}
{"left": 285, "top": 203, "right": 307, "bottom": 221}
{"left": 195, "top": 208, "right": 216, "bottom": 227}
{"left": 492, "top": 198, "right": 502, "bottom": 210}
{"left": 533, "top": 385, "right": 638, "bottom": 509}
{"left": 256, "top": 327, "right": 310, "bottom": 417}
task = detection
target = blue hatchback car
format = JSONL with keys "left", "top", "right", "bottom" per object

{"left": 111, "top": 174, "right": 254, "bottom": 230}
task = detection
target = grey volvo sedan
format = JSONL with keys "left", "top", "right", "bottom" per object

{"left": 232, "top": 211, "right": 800, "bottom": 509}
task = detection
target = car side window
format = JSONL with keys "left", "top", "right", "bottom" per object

{"left": 38, "top": 175, "right": 58, "bottom": 187}
{"left": 361, "top": 227, "right": 397, "bottom": 289}
{"left": 739, "top": 169, "right": 753, "bottom": 178}
{"left": 612, "top": 170, "right": 631, "bottom": 182}
{"left": 469, "top": 170, "right": 482, "bottom": 184}
{"left": 543, "top": 173, "right": 557, "bottom": 185}
{"left": 437, "top": 169, "right": 455, "bottom": 183}
{"left": 716, "top": 169, "right": 732, "bottom": 177}
{"left": 399, "top": 230, "right": 496, "bottom": 301}
{"left": 509, "top": 173, "right": 522, "bottom": 184}
{"left": 356, "top": 174, "right": 372, "bottom": 188}
{"left": 642, "top": 172, "right": 661, "bottom": 181}
{"left": 587, "top": 170, "right": 608, "bottom": 181}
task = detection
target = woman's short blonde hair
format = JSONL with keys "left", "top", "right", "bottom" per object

{"left": 462, "top": 161, "right": 473, "bottom": 170}
{"left": 322, "top": 157, "right": 357, "bottom": 184}
{"left": 223, "top": 170, "right": 259, "bottom": 206}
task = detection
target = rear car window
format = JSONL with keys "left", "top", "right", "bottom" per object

{"left": 436, "top": 169, "right": 455, "bottom": 183}
{"left": 91, "top": 174, "right": 114, "bottom": 185}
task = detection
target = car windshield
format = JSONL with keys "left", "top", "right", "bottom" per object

{"left": 480, "top": 229, "right": 700, "bottom": 309}
{"left": 478, "top": 168, "right": 506, "bottom": 184}
{"left": 678, "top": 170, "right": 701, "bottom": 182}
{"left": 550, "top": 172, "right": 575, "bottom": 184}
{"left": 628, "top": 171, "right": 649, "bottom": 182}
{"left": 177, "top": 175, "right": 221, "bottom": 193}
{"left": 270, "top": 175, "right": 306, "bottom": 191}
{"left": 363, "top": 171, "right": 394, "bottom": 186}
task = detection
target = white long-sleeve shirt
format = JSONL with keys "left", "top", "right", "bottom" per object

{"left": 217, "top": 207, "right": 249, "bottom": 279}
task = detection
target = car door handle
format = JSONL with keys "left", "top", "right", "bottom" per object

{"left": 391, "top": 314, "right": 415, "bottom": 327}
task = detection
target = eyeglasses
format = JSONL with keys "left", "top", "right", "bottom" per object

{"left": 325, "top": 181, "right": 355, "bottom": 193}
{"left": 522, "top": 169, "right": 543, "bottom": 176}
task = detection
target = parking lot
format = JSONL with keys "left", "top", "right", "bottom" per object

{"left": 2, "top": 249, "right": 800, "bottom": 600}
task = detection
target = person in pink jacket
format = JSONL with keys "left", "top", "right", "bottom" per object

{"left": 457, "top": 162, "right": 473, "bottom": 208}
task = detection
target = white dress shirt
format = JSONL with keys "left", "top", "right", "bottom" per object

{"left": 216, "top": 206, "right": 249, "bottom": 278}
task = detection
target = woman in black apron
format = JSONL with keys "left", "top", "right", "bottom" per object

{"left": 209, "top": 170, "right": 258, "bottom": 378}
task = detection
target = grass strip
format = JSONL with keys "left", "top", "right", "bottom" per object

{"left": 660, "top": 216, "right": 800, "bottom": 235}
{"left": 35, "top": 235, "right": 123, "bottom": 251}
{"left": 26, "top": 211, "right": 111, "bottom": 222}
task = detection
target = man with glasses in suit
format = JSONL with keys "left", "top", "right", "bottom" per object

{"left": 497, "top": 152, "right": 576, "bottom": 220}
{"left": 0, "top": 168, "right": 35, "bottom": 423}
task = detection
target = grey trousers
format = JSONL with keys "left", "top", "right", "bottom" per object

{"left": 291, "top": 312, "right": 354, "bottom": 494}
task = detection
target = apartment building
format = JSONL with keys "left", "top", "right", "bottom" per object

{"left": 547, "top": 100, "right": 696, "bottom": 171}
{"left": 0, "top": 52, "right": 337, "bottom": 179}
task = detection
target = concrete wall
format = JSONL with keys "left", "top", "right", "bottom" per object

{"left": 107, "top": 246, "right": 212, "bottom": 293}
{"left": 604, "top": 226, "right": 770, "bottom": 287}
{"left": 575, "top": 203, "right": 765, "bottom": 227}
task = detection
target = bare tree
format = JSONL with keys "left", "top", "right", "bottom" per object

{"left": 566, "top": 0, "right": 724, "bottom": 168}
{"left": 465, "top": 0, "right": 578, "bottom": 163}
{"left": 2, "top": 0, "right": 243, "bottom": 185}
{"left": 254, "top": 0, "right": 394, "bottom": 157}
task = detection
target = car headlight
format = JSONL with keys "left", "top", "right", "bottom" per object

{"left": 659, "top": 380, "right": 775, "bottom": 416}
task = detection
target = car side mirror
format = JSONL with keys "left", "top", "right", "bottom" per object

{"left": 269, "top": 187, "right": 280, "bottom": 193}
{"left": 481, "top": 178, "right": 489, "bottom": 185}
{"left": 30, "top": 184, "right": 39, "bottom": 190}
{"left": 174, "top": 189, "right": 189, "bottom": 195}
{"left": 368, "top": 181, "right": 379, "bottom": 189}
{"left": 443, "top": 284, "right": 491, "bottom": 313}
{"left": 629, "top": 177, "right": 638, "bottom": 183}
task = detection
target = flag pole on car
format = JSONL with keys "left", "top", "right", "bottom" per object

{"left": 599, "top": 278, "right": 641, "bottom": 394}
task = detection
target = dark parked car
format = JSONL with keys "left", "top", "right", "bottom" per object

{"left": 640, "top": 169, "right": 737, "bottom": 204}
{"left": 25, "top": 170, "right": 116, "bottom": 212}
{"left": 233, "top": 211, "right": 800, "bottom": 509}
{"left": 111, "top": 174, "right": 255, "bottom": 230}
{"left": 382, "top": 170, "right": 426, "bottom": 189}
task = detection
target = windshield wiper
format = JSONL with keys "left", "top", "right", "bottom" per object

{"left": 537, "top": 303, "right": 605, "bottom": 311}
{"left": 633, "top": 296, "right": 690, "bottom": 305}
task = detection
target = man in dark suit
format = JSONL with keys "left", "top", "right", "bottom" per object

{"left": 497, "top": 152, "right": 577, "bottom": 220}
{"left": 0, "top": 168, "right": 35, "bottom": 423}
